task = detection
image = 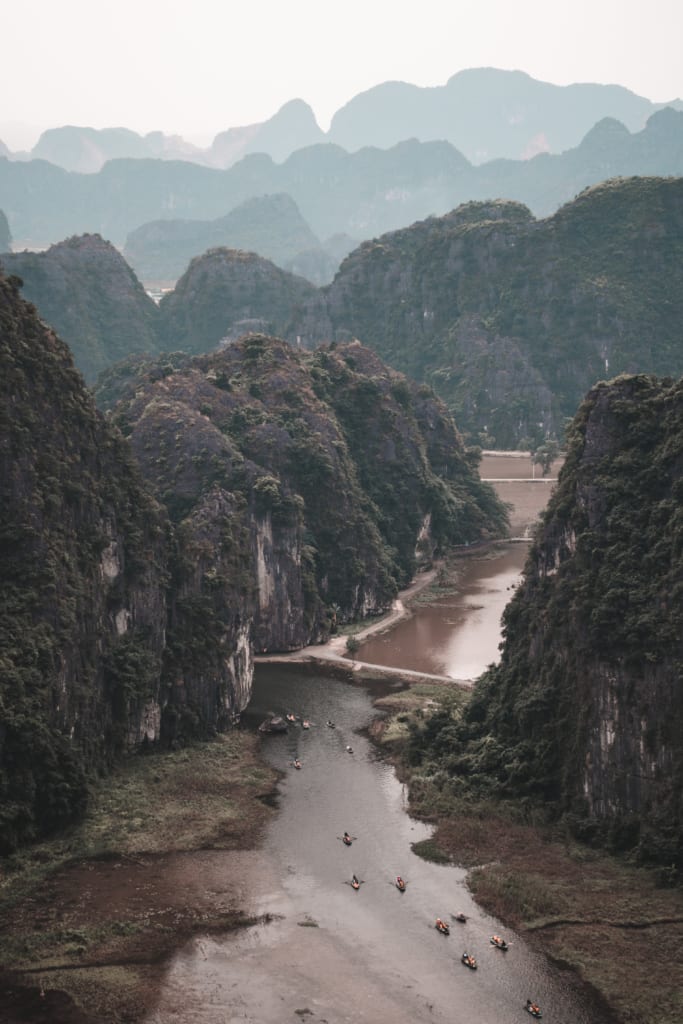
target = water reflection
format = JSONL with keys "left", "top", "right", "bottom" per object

{"left": 355, "top": 545, "right": 527, "bottom": 679}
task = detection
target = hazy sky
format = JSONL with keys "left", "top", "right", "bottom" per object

{"left": 3, "top": 0, "right": 682, "bottom": 148}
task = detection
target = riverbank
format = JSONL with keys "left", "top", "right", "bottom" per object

{"left": 256, "top": 543, "right": 520, "bottom": 687}
{"left": 4, "top": 578, "right": 678, "bottom": 1024}
{"left": 0, "top": 547, "right": 505, "bottom": 1024}
{"left": 0, "top": 732, "right": 278, "bottom": 1023}
{"left": 370, "top": 682, "right": 683, "bottom": 1024}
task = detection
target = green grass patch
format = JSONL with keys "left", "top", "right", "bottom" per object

{"left": 411, "top": 837, "right": 452, "bottom": 864}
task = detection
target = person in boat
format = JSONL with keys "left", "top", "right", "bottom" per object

{"left": 343, "top": 831, "right": 352, "bottom": 844}
{"left": 352, "top": 874, "right": 359, "bottom": 885}
{"left": 396, "top": 875, "right": 405, "bottom": 888}
{"left": 436, "top": 917, "right": 448, "bottom": 931}
{"left": 526, "top": 1000, "right": 541, "bottom": 1015}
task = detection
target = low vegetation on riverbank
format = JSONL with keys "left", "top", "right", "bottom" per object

{"left": 0, "top": 732, "right": 277, "bottom": 1023}
{"left": 372, "top": 682, "right": 683, "bottom": 1024}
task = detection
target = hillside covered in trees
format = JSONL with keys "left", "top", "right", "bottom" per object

{"left": 1, "top": 108, "right": 682, "bottom": 247}
{"left": 1, "top": 269, "right": 506, "bottom": 850}
{"left": 4, "top": 178, "right": 682, "bottom": 449}
{"left": 409, "top": 374, "right": 683, "bottom": 875}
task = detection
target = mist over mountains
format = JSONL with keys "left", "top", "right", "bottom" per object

{"left": 2, "top": 107, "right": 683, "bottom": 253}
{"left": 3, "top": 69, "right": 682, "bottom": 173}
{"left": 3, "top": 176, "right": 683, "bottom": 452}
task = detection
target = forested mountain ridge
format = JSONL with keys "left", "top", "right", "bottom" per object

{"left": 5, "top": 178, "right": 682, "bottom": 450}
{"left": 122, "top": 193, "right": 353, "bottom": 287}
{"left": 156, "top": 248, "right": 318, "bottom": 353}
{"left": 291, "top": 176, "right": 683, "bottom": 447}
{"left": 2, "top": 109, "right": 682, "bottom": 247}
{"left": 328, "top": 69, "right": 683, "bottom": 161}
{"left": 1, "top": 234, "right": 163, "bottom": 383}
{"left": 7, "top": 70, "right": 682, "bottom": 173}
{"left": 411, "top": 374, "right": 683, "bottom": 873}
{"left": 1, "top": 271, "right": 506, "bottom": 850}
{"left": 96, "top": 336, "right": 507, "bottom": 640}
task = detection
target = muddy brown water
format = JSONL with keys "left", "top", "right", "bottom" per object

{"left": 145, "top": 667, "right": 611, "bottom": 1024}
{"left": 351, "top": 453, "right": 561, "bottom": 680}
{"left": 144, "top": 455, "right": 612, "bottom": 1024}
{"left": 354, "top": 543, "right": 526, "bottom": 680}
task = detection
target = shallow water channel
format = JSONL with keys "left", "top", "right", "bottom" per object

{"left": 354, "top": 543, "right": 527, "bottom": 679}
{"left": 146, "top": 665, "right": 610, "bottom": 1024}
{"left": 146, "top": 468, "right": 610, "bottom": 1023}
{"left": 146, "top": 553, "right": 611, "bottom": 1024}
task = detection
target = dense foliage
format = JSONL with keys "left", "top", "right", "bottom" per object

{"left": 4, "top": 179, "right": 682, "bottom": 451}
{"left": 297, "top": 177, "right": 683, "bottom": 446}
{"left": 0, "top": 274, "right": 169, "bottom": 851}
{"left": 409, "top": 375, "right": 683, "bottom": 876}
{"left": 97, "top": 336, "right": 508, "bottom": 626}
{"left": 157, "top": 248, "right": 317, "bottom": 354}
{"left": 1, "top": 234, "right": 163, "bottom": 383}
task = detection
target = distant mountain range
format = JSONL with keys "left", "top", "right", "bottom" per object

{"left": 122, "top": 193, "right": 357, "bottom": 287}
{"left": 2, "top": 70, "right": 681, "bottom": 173}
{"left": 4, "top": 177, "right": 683, "bottom": 451}
{"left": 2, "top": 108, "right": 683, "bottom": 249}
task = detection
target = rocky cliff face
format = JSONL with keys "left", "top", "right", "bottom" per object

{"left": 157, "top": 249, "right": 317, "bottom": 354}
{"left": 1, "top": 234, "right": 162, "bottom": 383}
{"left": 291, "top": 178, "right": 683, "bottom": 447}
{"left": 2, "top": 271, "right": 506, "bottom": 850}
{"left": 97, "top": 335, "right": 508, "bottom": 639}
{"left": 0, "top": 273, "right": 170, "bottom": 850}
{"left": 446, "top": 375, "right": 683, "bottom": 871}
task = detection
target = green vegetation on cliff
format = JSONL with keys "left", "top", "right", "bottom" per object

{"left": 0, "top": 274, "right": 169, "bottom": 852}
{"left": 407, "top": 374, "right": 683, "bottom": 877}
{"left": 301, "top": 177, "right": 683, "bottom": 447}
{"left": 1, "top": 234, "right": 163, "bottom": 383}
{"left": 157, "top": 248, "right": 317, "bottom": 354}
{"left": 97, "top": 335, "right": 508, "bottom": 631}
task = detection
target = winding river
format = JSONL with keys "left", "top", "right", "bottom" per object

{"left": 144, "top": 458, "right": 611, "bottom": 1023}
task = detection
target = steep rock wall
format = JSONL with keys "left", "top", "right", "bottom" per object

{"left": 0, "top": 274, "right": 169, "bottom": 850}
{"left": 96, "top": 335, "right": 508, "bottom": 643}
{"left": 455, "top": 374, "right": 683, "bottom": 869}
